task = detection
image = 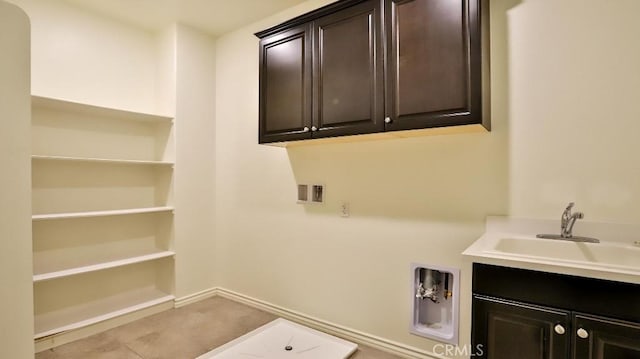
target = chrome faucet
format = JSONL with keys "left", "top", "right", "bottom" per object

{"left": 537, "top": 202, "right": 600, "bottom": 243}
{"left": 561, "top": 202, "right": 583, "bottom": 238}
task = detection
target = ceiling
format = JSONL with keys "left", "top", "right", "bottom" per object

{"left": 61, "top": 0, "right": 309, "bottom": 36}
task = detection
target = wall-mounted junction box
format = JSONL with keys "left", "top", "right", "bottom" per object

{"left": 297, "top": 184, "right": 324, "bottom": 204}
{"left": 410, "top": 263, "right": 460, "bottom": 344}
{"left": 297, "top": 184, "right": 309, "bottom": 203}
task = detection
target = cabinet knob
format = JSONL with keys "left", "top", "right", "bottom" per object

{"left": 554, "top": 324, "right": 566, "bottom": 335}
{"left": 302, "top": 127, "right": 310, "bottom": 133}
{"left": 311, "top": 126, "right": 318, "bottom": 131}
{"left": 576, "top": 328, "right": 589, "bottom": 339}
{"left": 384, "top": 117, "right": 392, "bottom": 124}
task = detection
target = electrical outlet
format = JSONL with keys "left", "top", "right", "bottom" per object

{"left": 311, "top": 184, "right": 324, "bottom": 203}
{"left": 297, "top": 184, "right": 309, "bottom": 203}
{"left": 340, "top": 202, "right": 350, "bottom": 217}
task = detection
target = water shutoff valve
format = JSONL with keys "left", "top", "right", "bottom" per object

{"left": 416, "top": 270, "right": 440, "bottom": 303}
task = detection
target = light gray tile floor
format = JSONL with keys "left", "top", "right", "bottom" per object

{"left": 36, "top": 297, "right": 402, "bottom": 359}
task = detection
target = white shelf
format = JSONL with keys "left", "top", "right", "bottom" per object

{"left": 34, "top": 287, "right": 174, "bottom": 339}
{"left": 32, "top": 95, "right": 173, "bottom": 123}
{"left": 31, "top": 94, "right": 176, "bottom": 344}
{"left": 32, "top": 206, "right": 174, "bottom": 221}
{"left": 34, "top": 250, "right": 175, "bottom": 282}
{"left": 32, "top": 155, "right": 174, "bottom": 166}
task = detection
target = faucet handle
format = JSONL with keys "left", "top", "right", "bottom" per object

{"left": 562, "top": 202, "right": 575, "bottom": 223}
{"left": 561, "top": 202, "right": 578, "bottom": 230}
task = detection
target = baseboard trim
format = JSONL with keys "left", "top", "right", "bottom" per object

{"left": 36, "top": 286, "right": 444, "bottom": 359}
{"left": 174, "top": 287, "right": 219, "bottom": 308}
{"left": 216, "top": 287, "right": 442, "bottom": 359}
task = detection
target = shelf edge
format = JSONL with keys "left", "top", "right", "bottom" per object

{"left": 31, "top": 95, "right": 174, "bottom": 122}
{"left": 32, "top": 155, "right": 174, "bottom": 166}
{"left": 34, "top": 294, "right": 175, "bottom": 339}
{"left": 32, "top": 206, "right": 174, "bottom": 221}
{"left": 33, "top": 251, "right": 176, "bottom": 282}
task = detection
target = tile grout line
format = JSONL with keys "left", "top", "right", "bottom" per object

{"left": 124, "top": 342, "right": 146, "bottom": 359}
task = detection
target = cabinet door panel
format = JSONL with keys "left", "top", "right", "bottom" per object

{"left": 259, "top": 25, "right": 312, "bottom": 143}
{"left": 574, "top": 315, "right": 640, "bottom": 359}
{"left": 473, "top": 295, "right": 570, "bottom": 359}
{"left": 386, "top": 0, "right": 484, "bottom": 130}
{"left": 313, "top": 0, "right": 384, "bottom": 138}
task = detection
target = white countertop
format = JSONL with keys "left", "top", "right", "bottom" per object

{"left": 463, "top": 217, "right": 640, "bottom": 285}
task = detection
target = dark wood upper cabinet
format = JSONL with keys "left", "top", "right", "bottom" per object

{"left": 256, "top": 0, "right": 489, "bottom": 144}
{"left": 258, "top": 25, "right": 312, "bottom": 144}
{"left": 385, "top": 0, "right": 488, "bottom": 131}
{"left": 312, "top": 0, "right": 384, "bottom": 138}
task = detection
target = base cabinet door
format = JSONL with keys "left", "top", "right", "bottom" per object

{"left": 473, "top": 295, "right": 571, "bottom": 359}
{"left": 573, "top": 315, "right": 640, "bottom": 359}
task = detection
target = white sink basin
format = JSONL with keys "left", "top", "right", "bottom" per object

{"left": 463, "top": 217, "right": 640, "bottom": 284}
{"left": 490, "top": 237, "right": 640, "bottom": 269}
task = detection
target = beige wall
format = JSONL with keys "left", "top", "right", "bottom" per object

{"left": 507, "top": 0, "right": 640, "bottom": 223}
{"left": 173, "top": 24, "right": 218, "bottom": 298}
{"left": 0, "top": 1, "right": 34, "bottom": 357}
{"left": 215, "top": 0, "right": 640, "bottom": 354}
{"left": 8, "top": 0, "right": 159, "bottom": 114}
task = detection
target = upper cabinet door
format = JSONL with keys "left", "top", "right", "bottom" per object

{"left": 385, "top": 0, "right": 487, "bottom": 131}
{"left": 312, "top": 0, "right": 384, "bottom": 138}
{"left": 259, "top": 25, "right": 313, "bottom": 144}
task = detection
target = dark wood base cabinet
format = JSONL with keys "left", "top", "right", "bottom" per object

{"left": 256, "top": 0, "right": 490, "bottom": 145}
{"left": 472, "top": 264, "right": 640, "bottom": 359}
{"left": 574, "top": 315, "right": 640, "bottom": 359}
{"left": 473, "top": 295, "right": 570, "bottom": 359}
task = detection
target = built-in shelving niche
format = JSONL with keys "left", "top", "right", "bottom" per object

{"left": 31, "top": 159, "right": 173, "bottom": 215}
{"left": 32, "top": 212, "right": 174, "bottom": 282}
{"left": 31, "top": 96, "right": 175, "bottom": 346}
{"left": 32, "top": 97, "right": 173, "bottom": 163}
{"left": 33, "top": 259, "right": 174, "bottom": 339}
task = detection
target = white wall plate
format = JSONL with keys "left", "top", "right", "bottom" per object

{"left": 197, "top": 318, "right": 357, "bottom": 359}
